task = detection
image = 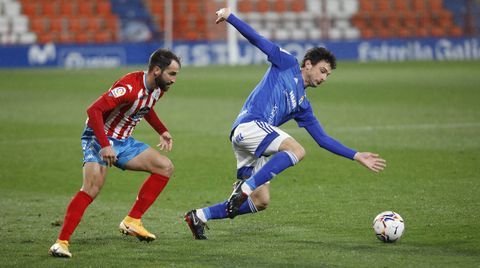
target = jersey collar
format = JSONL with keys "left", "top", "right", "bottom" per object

{"left": 143, "top": 71, "right": 160, "bottom": 93}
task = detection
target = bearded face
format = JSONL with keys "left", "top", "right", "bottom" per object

{"left": 152, "top": 60, "right": 180, "bottom": 91}
{"left": 154, "top": 70, "right": 169, "bottom": 90}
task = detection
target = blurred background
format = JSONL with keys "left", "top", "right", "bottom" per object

{"left": 0, "top": 0, "right": 479, "bottom": 68}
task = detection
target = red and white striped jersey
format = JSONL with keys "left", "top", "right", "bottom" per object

{"left": 89, "top": 71, "right": 164, "bottom": 140}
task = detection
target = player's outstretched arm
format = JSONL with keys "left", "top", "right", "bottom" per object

{"left": 304, "top": 120, "right": 357, "bottom": 159}
{"left": 215, "top": 7, "right": 277, "bottom": 58}
{"left": 353, "top": 152, "right": 386, "bottom": 173}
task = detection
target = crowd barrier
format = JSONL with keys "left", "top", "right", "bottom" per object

{"left": 0, "top": 37, "right": 479, "bottom": 68}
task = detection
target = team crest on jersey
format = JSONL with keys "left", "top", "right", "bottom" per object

{"left": 109, "top": 87, "right": 126, "bottom": 98}
{"left": 299, "top": 95, "right": 305, "bottom": 105}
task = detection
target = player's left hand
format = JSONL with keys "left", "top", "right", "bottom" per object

{"left": 157, "top": 131, "right": 173, "bottom": 152}
{"left": 354, "top": 152, "right": 386, "bottom": 173}
{"left": 215, "top": 7, "right": 231, "bottom": 24}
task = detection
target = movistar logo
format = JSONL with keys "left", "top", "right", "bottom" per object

{"left": 28, "top": 43, "right": 56, "bottom": 65}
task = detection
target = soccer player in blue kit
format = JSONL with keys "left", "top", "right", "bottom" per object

{"left": 185, "top": 7, "right": 387, "bottom": 240}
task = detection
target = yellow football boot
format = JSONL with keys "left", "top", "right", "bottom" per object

{"left": 119, "top": 216, "right": 156, "bottom": 242}
{"left": 48, "top": 239, "right": 72, "bottom": 258}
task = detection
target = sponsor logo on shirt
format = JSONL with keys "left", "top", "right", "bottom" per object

{"left": 109, "top": 87, "right": 126, "bottom": 98}
{"left": 131, "top": 107, "right": 151, "bottom": 120}
{"left": 289, "top": 90, "right": 297, "bottom": 109}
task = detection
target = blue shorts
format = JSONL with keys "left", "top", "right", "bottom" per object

{"left": 81, "top": 127, "right": 149, "bottom": 170}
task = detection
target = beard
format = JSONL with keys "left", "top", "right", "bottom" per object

{"left": 155, "top": 71, "right": 172, "bottom": 91}
{"left": 154, "top": 72, "right": 169, "bottom": 91}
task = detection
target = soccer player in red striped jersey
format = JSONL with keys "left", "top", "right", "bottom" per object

{"left": 49, "top": 49, "right": 181, "bottom": 258}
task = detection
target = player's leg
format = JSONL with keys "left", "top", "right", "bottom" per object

{"left": 118, "top": 143, "right": 173, "bottom": 241}
{"left": 227, "top": 122, "right": 305, "bottom": 218}
{"left": 240, "top": 154, "right": 271, "bottom": 211}
{"left": 250, "top": 183, "right": 270, "bottom": 211}
{"left": 192, "top": 184, "right": 266, "bottom": 221}
{"left": 245, "top": 137, "right": 304, "bottom": 189}
{"left": 185, "top": 177, "right": 270, "bottom": 240}
{"left": 123, "top": 147, "right": 173, "bottom": 218}
{"left": 185, "top": 193, "right": 261, "bottom": 240}
{"left": 49, "top": 162, "right": 107, "bottom": 258}
{"left": 195, "top": 182, "right": 270, "bottom": 219}
{"left": 81, "top": 162, "right": 109, "bottom": 198}
{"left": 184, "top": 151, "right": 266, "bottom": 239}
{"left": 185, "top": 124, "right": 280, "bottom": 239}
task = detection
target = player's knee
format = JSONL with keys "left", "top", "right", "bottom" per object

{"left": 165, "top": 160, "right": 174, "bottom": 176}
{"left": 254, "top": 198, "right": 269, "bottom": 211}
{"left": 81, "top": 180, "right": 103, "bottom": 199}
{"left": 151, "top": 157, "right": 174, "bottom": 177}
{"left": 286, "top": 145, "right": 305, "bottom": 163}
{"left": 84, "top": 188, "right": 100, "bottom": 199}
{"left": 280, "top": 138, "right": 305, "bottom": 162}
{"left": 252, "top": 194, "right": 270, "bottom": 211}
{"left": 294, "top": 145, "right": 306, "bottom": 161}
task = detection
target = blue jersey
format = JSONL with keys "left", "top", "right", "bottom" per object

{"left": 230, "top": 16, "right": 315, "bottom": 131}
{"left": 227, "top": 14, "right": 357, "bottom": 160}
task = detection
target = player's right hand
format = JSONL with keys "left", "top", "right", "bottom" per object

{"left": 100, "top": 146, "right": 117, "bottom": 167}
{"left": 215, "top": 7, "right": 231, "bottom": 24}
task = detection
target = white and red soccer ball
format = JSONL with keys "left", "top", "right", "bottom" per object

{"left": 372, "top": 211, "right": 405, "bottom": 243}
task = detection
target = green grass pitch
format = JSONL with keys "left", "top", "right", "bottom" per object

{"left": 0, "top": 61, "right": 479, "bottom": 267}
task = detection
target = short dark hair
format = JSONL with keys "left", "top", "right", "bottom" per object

{"left": 148, "top": 48, "right": 181, "bottom": 72}
{"left": 301, "top": 47, "right": 336, "bottom": 70}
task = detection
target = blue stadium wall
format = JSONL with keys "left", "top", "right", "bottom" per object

{"left": 1, "top": 37, "right": 479, "bottom": 68}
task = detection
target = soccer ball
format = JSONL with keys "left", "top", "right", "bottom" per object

{"left": 372, "top": 211, "right": 405, "bottom": 243}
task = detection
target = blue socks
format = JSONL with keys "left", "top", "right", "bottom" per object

{"left": 201, "top": 197, "right": 258, "bottom": 220}
{"left": 204, "top": 202, "right": 227, "bottom": 220}
{"left": 199, "top": 151, "right": 298, "bottom": 221}
{"left": 245, "top": 151, "right": 298, "bottom": 190}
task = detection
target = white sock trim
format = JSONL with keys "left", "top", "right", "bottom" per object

{"left": 196, "top": 209, "right": 207, "bottom": 223}
{"left": 241, "top": 182, "right": 253, "bottom": 195}
{"left": 247, "top": 197, "right": 258, "bottom": 213}
{"left": 285, "top": 151, "right": 299, "bottom": 165}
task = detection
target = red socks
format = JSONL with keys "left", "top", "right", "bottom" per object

{"left": 128, "top": 173, "right": 170, "bottom": 219}
{"left": 57, "top": 174, "right": 168, "bottom": 241}
{"left": 58, "top": 191, "right": 93, "bottom": 241}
